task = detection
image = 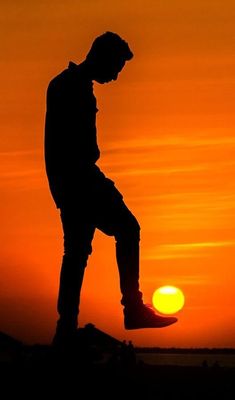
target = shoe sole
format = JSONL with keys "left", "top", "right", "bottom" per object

{"left": 124, "top": 319, "right": 177, "bottom": 330}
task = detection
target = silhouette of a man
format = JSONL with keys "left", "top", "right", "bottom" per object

{"left": 44, "top": 32, "right": 177, "bottom": 345}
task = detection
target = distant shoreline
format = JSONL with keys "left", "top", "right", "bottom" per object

{"left": 135, "top": 347, "right": 235, "bottom": 354}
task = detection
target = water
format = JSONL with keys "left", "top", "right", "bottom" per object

{"left": 136, "top": 353, "right": 235, "bottom": 368}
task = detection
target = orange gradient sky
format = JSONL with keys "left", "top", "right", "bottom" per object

{"left": 1, "top": 0, "right": 235, "bottom": 347}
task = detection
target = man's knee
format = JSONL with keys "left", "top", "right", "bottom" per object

{"left": 63, "top": 240, "right": 93, "bottom": 266}
{"left": 115, "top": 215, "right": 140, "bottom": 243}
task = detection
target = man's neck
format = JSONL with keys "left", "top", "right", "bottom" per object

{"left": 71, "top": 60, "right": 93, "bottom": 81}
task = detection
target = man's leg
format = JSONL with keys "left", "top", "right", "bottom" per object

{"left": 114, "top": 210, "right": 143, "bottom": 307}
{"left": 114, "top": 212, "right": 177, "bottom": 329}
{"left": 53, "top": 206, "right": 95, "bottom": 344}
{"left": 95, "top": 178, "right": 177, "bottom": 329}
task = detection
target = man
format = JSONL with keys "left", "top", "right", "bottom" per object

{"left": 44, "top": 32, "right": 177, "bottom": 346}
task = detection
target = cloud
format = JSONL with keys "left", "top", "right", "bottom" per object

{"left": 143, "top": 274, "right": 206, "bottom": 286}
{"left": 102, "top": 135, "right": 235, "bottom": 153}
{"left": 143, "top": 241, "right": 235, "bottom": 260}
{"left": 100, "top": 134, "right": 235, "bottom": 178}
{"left": 0, "top": 149, "right": 45, "bottom": 189}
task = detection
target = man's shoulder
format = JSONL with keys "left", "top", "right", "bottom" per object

{"left": 47, "top": 67, "right": 69, "bottom": 93}
{"left": 47, "top": 62, "right": 91, "bottom": 94}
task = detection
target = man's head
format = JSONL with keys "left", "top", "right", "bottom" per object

{"left": 85, "top": 31, "right": 133, "bottom": 83}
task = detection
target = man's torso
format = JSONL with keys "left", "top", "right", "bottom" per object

{"left": 44, "top": 62, "right": 101, "bottom": 207}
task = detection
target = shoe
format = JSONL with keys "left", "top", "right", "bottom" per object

{"left": 124, "top": 303, "right": 177, "bottom": 330}
{"left": 51, "top": 328, "right": 78, "bottom": 350}
{"left": 51, "top": 318, "right": 78, "bottom": 350}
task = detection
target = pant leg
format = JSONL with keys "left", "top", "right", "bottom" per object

{"left": 57, "top": 206, "right": 95, "bottom": 329}
{"left": 115, "top": 212, "right": 143, "bottom": 306}
{"left": 94, "top": 178, "right": 143, "bottom": 307}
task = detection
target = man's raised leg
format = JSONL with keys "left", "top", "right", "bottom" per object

{"left": 114, "top": 209, "right": 177, "bottom": 329}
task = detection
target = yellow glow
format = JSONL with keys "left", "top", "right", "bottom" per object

{"left": 152, "top": 286, "right": 185, "bottom": 315}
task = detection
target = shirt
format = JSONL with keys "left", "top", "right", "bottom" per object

{"left": 44, "top": 61, "right": 102, "bottom": 208}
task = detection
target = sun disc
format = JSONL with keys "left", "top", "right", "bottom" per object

{"left": 152, "top": 285, "right": 185, "bottom": 315}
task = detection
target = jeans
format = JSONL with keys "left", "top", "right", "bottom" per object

{"left": 57, "top": 174, "right": 142, "bottom": 328}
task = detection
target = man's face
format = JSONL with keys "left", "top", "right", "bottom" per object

{"left": 93, "top": 57, "right": 126, "bottom": 84}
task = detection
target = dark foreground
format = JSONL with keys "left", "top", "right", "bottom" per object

{"left": 1, "top": 345, "right": 235, "bottom": 400}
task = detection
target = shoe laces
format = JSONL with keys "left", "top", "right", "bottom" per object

{"left": 145, "top": 303, "right": 156, "bottom": 312}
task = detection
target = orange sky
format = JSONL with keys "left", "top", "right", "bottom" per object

{"left": 1, "top": 0, "right": 235, "bottom": 347}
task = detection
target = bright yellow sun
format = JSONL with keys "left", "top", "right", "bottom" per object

{"left": 152, "top": 286, "right": 185, "bottom": 315}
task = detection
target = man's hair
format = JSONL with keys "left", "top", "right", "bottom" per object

{"left": 86, "top": 31, "right": 133, "bottom": 62}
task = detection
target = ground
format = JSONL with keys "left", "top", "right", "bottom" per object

{"left": 1, "top": 344, "right": 235, "bottom": 399}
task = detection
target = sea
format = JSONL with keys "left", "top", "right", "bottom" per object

{"left": 136, "top": 352, "right": 235, "bottom": 368}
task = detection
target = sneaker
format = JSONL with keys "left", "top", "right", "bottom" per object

{"left": 124, "top": 303, "right": 177, "bottom": 330}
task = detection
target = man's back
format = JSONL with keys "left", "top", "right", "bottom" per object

{"left": 44, "top": 62, "right": 100, "bottom": 207}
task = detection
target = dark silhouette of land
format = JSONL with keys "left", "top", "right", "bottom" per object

{"left": 1, "top": 326, "right": 235, "bottom": 399}
{"left": 134, "top": 346, "right": 235, "bottom": 354}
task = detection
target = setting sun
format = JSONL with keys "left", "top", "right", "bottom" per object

{"left": 152, "top": 286, "right": 185, "bottom": 315}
